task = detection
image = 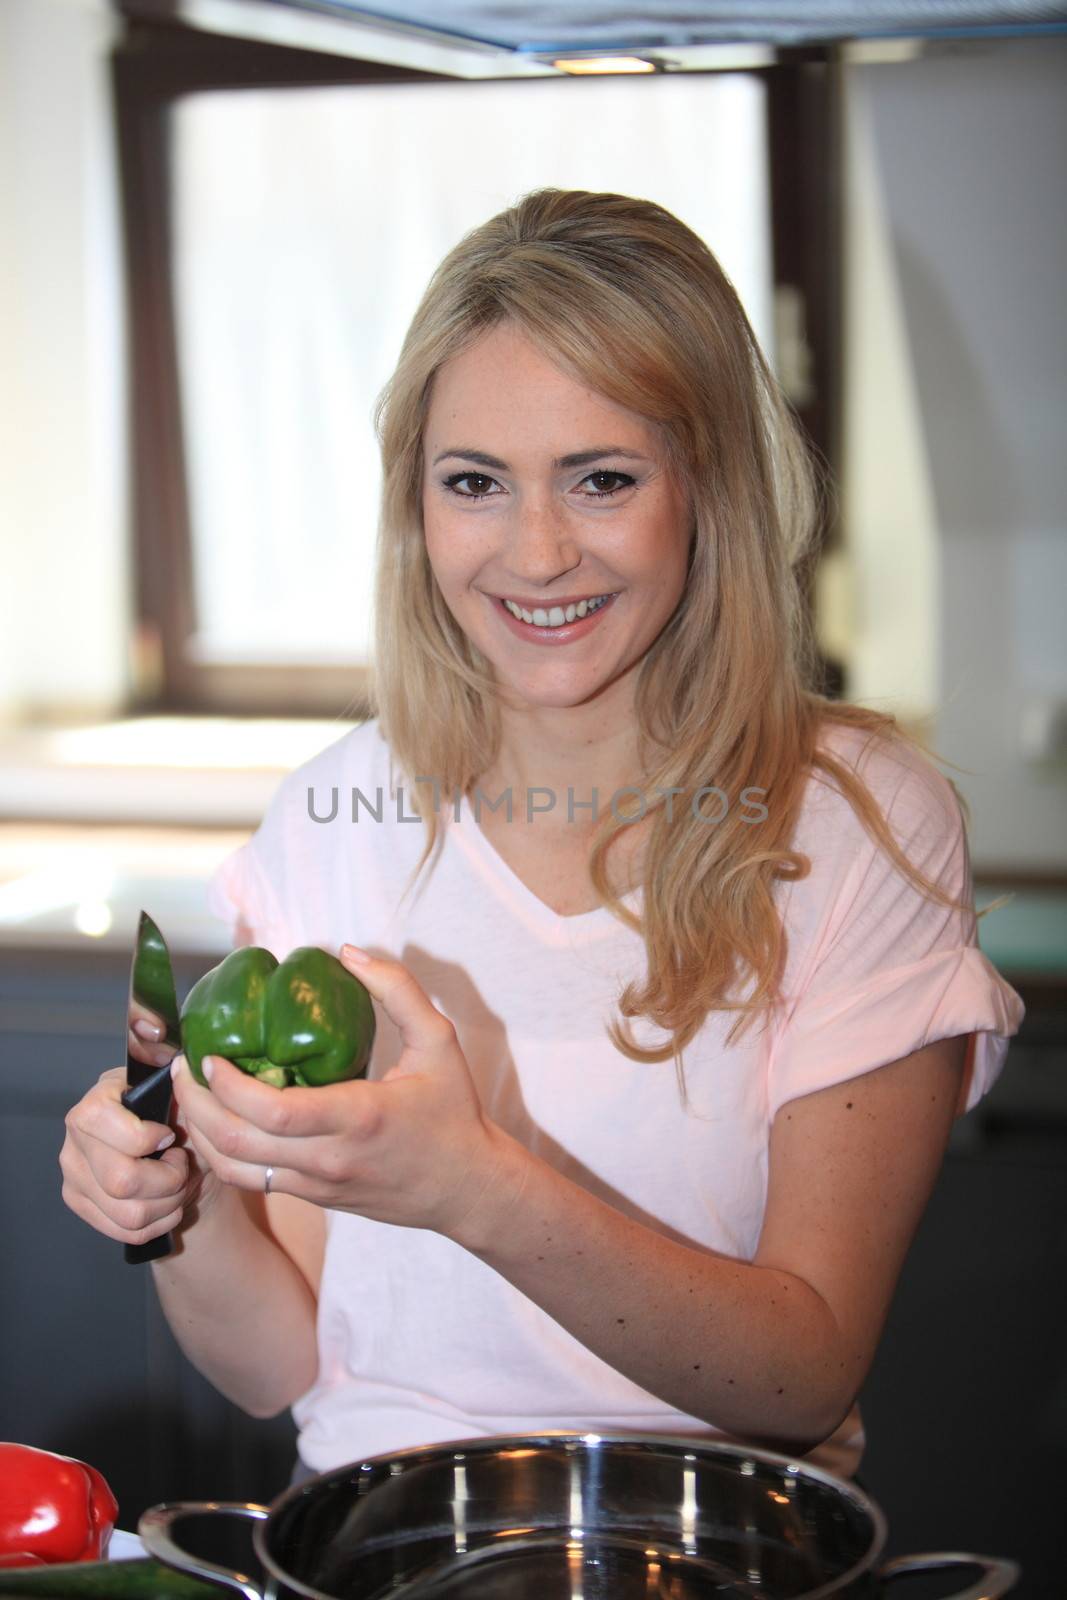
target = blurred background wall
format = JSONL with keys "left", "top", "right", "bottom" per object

{"left": 840, "top": 38, "right": 1067, "bottom": 869}
{"left": 0, "top": 0, "right": 130, "bottom": 723}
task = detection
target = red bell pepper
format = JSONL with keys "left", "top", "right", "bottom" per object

{"left": 0, "top": 1443, "right": 118, "bottom": 1566}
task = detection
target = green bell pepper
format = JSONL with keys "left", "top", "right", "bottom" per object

{"left": 180, "top": 946, "right": 375, "bottom": 1089}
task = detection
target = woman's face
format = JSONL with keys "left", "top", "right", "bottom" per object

{"left": 421, "top": 321, "right": 692, "bottom": 712}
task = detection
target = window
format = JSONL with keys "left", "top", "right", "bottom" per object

{"left": 115, "top": 23, "right": 841, "bottom": 714}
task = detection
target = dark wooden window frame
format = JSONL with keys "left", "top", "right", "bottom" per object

{"left": 113, "top": 13, "right": 844, "bottom": 716}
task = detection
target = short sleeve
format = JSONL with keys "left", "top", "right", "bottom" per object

{"left": 767, "top": 745, "right": 1026, "bottom": 1123}
{"left": 206, "top": 837, "right": 297, "bottom": 961}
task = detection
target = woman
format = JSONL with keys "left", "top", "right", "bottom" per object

{"left": 60, "top": 187, "right": 1024, "bottom": 1486}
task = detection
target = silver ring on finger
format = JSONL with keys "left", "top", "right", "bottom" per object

{"left": 264, "top": 1165, "right": 274, "bottom": 1196}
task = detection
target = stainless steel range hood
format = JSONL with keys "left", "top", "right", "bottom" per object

{"left": 123, "top": 0, "right": 1067, "bottom": 75}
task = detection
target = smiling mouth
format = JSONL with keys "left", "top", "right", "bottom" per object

{"left": 495, "top": 592, "right": 618, "bottom": 626}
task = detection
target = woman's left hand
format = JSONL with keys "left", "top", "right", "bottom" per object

{"left": 169, "top": 945, "right": 519, "bottom": 1241}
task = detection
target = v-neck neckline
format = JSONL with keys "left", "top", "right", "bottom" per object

{"left": 450, "top": 790, "right": 642, "bottom": 946}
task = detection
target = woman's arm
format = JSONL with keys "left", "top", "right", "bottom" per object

{"left": 449, "top": 1032, "right": 968, "bottom": 1453}
{"left": 150, "top": 1187, "right": 323, "bottom": 1420}
{"left": 59, "top": 1057, "right": 323, "bottom": 1422}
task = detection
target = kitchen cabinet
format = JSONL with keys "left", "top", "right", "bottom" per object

{"left": 860, "top": 992, "right": 1067, "bottom": 1596}
{"left": 0, "top": 946, "right": 298, "bottom": 1526}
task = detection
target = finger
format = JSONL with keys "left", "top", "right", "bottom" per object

{"left": 156, "top": 1142, "right": 191, "bottom": 1185}
{"left": 173, "top": 1058, "right": 305, "bottom": 1167}
{"left": 130, "top": 1000, "right": 164, "bottom": 1040}
{"left": 61, "top": 1133, "right": 187, "bottom": 1220}
{"left": 176, "top": 1066, "right": 362, "bottom": 1201}
{"left": 339, "top": 947, "right": 455, "bottom": 1054}
{"left": 66, "top": 1079, "right": 176, "bottom": 1161}
{"left": 127, "top": 1028, "right": 177, "bottom": 1069}
{"left": 174, "top": 1054, "right": 379, "bottom": 1144}
{"left": 89, "top": 1138, "right": 189, "bottom": 1205}
{"left": 63, "top": 1179, "right": 186, "bottom": 1247}
{"left": 180, "top": 1118, "right": 318, "bottom": 1204}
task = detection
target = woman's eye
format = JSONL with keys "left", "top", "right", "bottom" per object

{"left": 441, "top": 470, "right": 634, "bottom": 501}
{"left": 582, "top": 471, "right": 634, "bottom": 498}
{"left": 441, "top": 472, "right": 497, "bottom": 499}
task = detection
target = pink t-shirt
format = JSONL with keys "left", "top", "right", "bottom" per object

{"left": 206, "top": 717, "right": 1025, "bottom": 1481}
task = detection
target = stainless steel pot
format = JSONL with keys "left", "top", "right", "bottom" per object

{"left": 139, "top": 1431, "right": 1019, "bottom": 1599}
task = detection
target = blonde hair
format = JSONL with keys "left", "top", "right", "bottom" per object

{"left": 368, "top": 187, "right": 993, "bottom": 1095}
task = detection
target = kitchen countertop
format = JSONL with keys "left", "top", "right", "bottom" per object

{"left": 0, "top": 715, "right": 351, "bottom": 827}
{"left": 0, "top": 821, "right": 248, "bottom": 956}
{"left": 0, "top": 716, "right": 353, "bottom": 954}
{"left": 970, "top": 882, "right": 1067, "bottom": 983}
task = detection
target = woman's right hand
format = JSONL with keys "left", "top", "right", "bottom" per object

{"left": 59, "top": 1065, "right": 219, "bottom": 1248}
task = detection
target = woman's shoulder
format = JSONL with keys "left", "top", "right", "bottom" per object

{"left": 804, "top": 717, "right": 963, "bottom": 842}
{"left": 210, "top": 719, "right": 397, "bottom": 953}
{"left": 778, "top": 717, "right": 968, "bottom": 924}
{"left": 770, "top": 718, "right": 973, "bottom": 1001}
{"left": 244, "top": 718, "right": 395, "bottom": 864}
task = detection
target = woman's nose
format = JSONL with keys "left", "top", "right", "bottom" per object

{"left": 504, "top": 498, "right": 580, "bottom": 584}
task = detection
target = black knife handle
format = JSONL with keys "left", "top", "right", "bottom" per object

{"left": 122, "top": 1061, "right": 176, "bottom": 1265}
{"left": 126, "top": 1226, "right": 173, "bottom": 1265}
{"left": 122, "top": 1059, "right": 175, "bottom": 1120}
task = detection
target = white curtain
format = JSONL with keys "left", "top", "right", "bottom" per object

{"left": 172, "top": 72, "right": 772, "bottom": 666}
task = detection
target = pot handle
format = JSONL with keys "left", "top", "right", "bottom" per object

{"left": 138, "top": 1500, "right": 270, "bottom": 1600}
{"left": 878, "top": 1550, "right": 1020, "bottom": 1598}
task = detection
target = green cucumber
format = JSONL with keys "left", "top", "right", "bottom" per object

{"left": 0, "top": 1557, "right": 224, "bottom": 1599}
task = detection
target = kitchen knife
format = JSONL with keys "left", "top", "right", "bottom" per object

{"left": 121, "top": 910, "right": 182, "bottom": 1265}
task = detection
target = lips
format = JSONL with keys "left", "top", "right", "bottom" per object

{"left": 495, "top": 592, "right": 615, "bottom": 612}
{"left": 491, "top": 591, "right": 620, "bottom": 644}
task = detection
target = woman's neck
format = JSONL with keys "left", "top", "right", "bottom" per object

{"left": 477, "top": 707, "right": 653, "bottom": 834}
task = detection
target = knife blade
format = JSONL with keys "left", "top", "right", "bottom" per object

{"left": 121, "top": 910, "right": 182, "bottom": 1265}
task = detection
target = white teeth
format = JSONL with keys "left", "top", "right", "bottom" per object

{"left": 503, "top": 594, "right": 612, "bottom": 627}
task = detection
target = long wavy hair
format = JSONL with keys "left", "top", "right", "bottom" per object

{"left": 367, "top": 187, "right": 995, "bottom": 1096}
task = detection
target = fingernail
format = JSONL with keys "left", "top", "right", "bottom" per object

{"left": 155, "top": 1132, "right": 175, "bottom": 1152}
{"left": 342, "top": 944, "right": 371, "bottom": 964}
{"left": 134, "top": 1019, "right": 163, "bottom": 1041}
{"left": 203, "top": 1057, "right": 216, "bottom": 1082}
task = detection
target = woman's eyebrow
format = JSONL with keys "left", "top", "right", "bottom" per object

{"left": 432, "top": 446, "right": 650, "bottom": 470}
